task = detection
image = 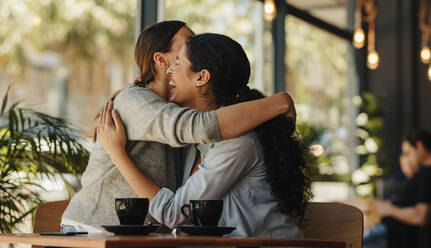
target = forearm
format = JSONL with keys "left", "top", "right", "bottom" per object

{"left": 386, "top": 203, "right": 427, "bottom": 226}
{"left": 111, "top": 150, "right": 160, "bottom": 201}
{"left": 215, "top": 93, "right": 290, "bottom": 139}
{"left": 116, "top": 86, "right": 293, "bottom": 145}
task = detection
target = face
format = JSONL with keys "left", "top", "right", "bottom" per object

{"left": 399, "top": 153, "right": 418, "bottom": 179}
{"left": 150, "top": 26, "right": 194, "bottom": 100}
{"left": 402, "top": 141, "right": 422, "bottom": 166}
{"left": 167, "top": 45, "right": 199, "bottom": 107}
{"left": 165, "top": 26, "right": 194, "bottom": 67}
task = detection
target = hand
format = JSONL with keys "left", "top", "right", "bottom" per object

{"left": 97, "top": 100, "right": 127, "bottom": 161}
{"left": 275, "top": 92, "right": 297, "bottom": 125}
{"left": 373, "top": 199, "right": 394, "bottom": 217}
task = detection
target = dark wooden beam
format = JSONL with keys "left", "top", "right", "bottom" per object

{"left": 285, "top": 3, "right": 353, "bottom": 41}
{"left": 411, "top": 0, "right": 419, "bottom": 128}
{"left": 272, "top": 0, "right": 287, "bottom": 92}
{"left": 257, "top": 1, "right": 353, "bottom": 41}
{"left": 135, "top": 0, "right": 158, "bottom": 36}
{"left": 135, "top": 0, "right": 158, "bottom": 75}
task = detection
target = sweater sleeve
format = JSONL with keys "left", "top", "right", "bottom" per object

{"left": 113, "top": 85, "right": 222, "bottom": 147}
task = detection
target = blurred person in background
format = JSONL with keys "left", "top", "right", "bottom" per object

{"left": 365, "top": 130, "right": 431, "bottom": 248}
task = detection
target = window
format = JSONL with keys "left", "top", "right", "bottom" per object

{"left": 286, "top": 16, "right": 357, "bottom": 195}
{"left": 161, "top": 0, "right": 274, "bottom": 95}
{"left": 0, "top": 0, "right": 137, "bottom": 134}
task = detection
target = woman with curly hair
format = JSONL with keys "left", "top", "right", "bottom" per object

{"left": 98, "top": 33, "right": 311, "bottom": 237}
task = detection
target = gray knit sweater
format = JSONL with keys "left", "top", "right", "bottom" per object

{"left": 61, "top": 85, "right": 221, "bottom": 230}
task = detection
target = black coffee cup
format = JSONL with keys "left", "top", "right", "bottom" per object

{"left": 180, "top": 200, "right": 223, "bottom": 226}
{"left": 115, "top": 198, "right": 149, "bottom": 225}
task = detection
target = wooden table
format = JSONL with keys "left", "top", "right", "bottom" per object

{"left": 0, "top": 233, "right": 346, "bottom": 248}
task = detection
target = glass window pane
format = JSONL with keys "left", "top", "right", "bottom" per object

{"left": 0, "top": 0, "right": 136, "bottom": 134}
{"left": 161, "top": 0, "right": 273, "bottom": 95}
{"left": 286, "top": 0, "right": 348, "bottom": 30}
{"left": 286, "top": 16, "right": 355, "bottom": 182}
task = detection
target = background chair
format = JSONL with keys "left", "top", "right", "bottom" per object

{"left": 32, "top": 200, "right": 362, "bottom": 247}
{"left": 33, "top": 200, "right": 70, "bottom": 233}
{"left": 302, "top": 202, "right": 363, "bottom": 248}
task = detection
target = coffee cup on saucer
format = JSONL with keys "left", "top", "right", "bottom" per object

{"left": 181, "top": 200, "right": 223, "bottom": 227}
{"left": 115, "top": 198, "right": 149, "bottom": 225}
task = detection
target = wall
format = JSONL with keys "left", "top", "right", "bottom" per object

{"left": 362, "top": 0, "right": 431, "bottom": 169}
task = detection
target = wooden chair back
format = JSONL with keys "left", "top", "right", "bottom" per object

{"left": 302, "top": 202, "right": 363, "bottom": 248}
{"left": 33, "top": 200, "right": 70, "bottom": 233}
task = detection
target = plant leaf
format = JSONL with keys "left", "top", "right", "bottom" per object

{"left": 0, "top": 85, "right": 11, "bottom": 114}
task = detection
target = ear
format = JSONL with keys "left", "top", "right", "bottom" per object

{"left": 195, "top": 69, "right": 211, "bottom": 87}
{"left": 153, "top": 52, "right": 169, "bottom": 68}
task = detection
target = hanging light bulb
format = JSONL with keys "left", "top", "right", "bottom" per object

{"left": 264, "top": 0, "right": 276, "bottom": 21}
{"left": 367, "top": 50, "right": 379, "bottom": 70}
{"left": 353, "top": 28, "right": 365, "bottom": 48}
{"left": 421, "top": 46, "right": 431, "bottom": 64}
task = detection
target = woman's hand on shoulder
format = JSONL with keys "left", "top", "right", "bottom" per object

{"left": 97, "top": 100, "right": 127, "bottom": 161}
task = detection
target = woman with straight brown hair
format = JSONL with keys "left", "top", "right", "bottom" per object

{"left": 61, "top": 21, "right": 295, "bottom": 233}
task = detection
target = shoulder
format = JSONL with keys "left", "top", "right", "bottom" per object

{"left": 418, "top": 166, "right": 431, "bottom": 177}
{"left": 415, "top": 167, "right": 431, "bottom": 196}
{"left": 115, "top": 85, "right": 162, "bottom": 105}
{"left": 208, "top": 131, "right": 262, "bottom": 157}
{"left": 113, "top": 85, "right": 169, "bottom": 118}
{"left": 418, "top": 166, "right": 431, "bottom": 181}
{"left": 200, "top": 131, "right": 263, "bottom": 173}
{"left": 420, "top": 165, "right": 431, "bottom": 172}
{"left": 216, "top": 131, "right": 259, "bottom": 145}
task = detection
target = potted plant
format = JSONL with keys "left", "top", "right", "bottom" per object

{"left": 0, "top": 86, "right": 89, "bottom": 233}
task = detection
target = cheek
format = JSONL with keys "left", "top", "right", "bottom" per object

{"left": 176, "top": 72, "right": 189, "bottom": 89}
{"left": 176, "top": 76, "right": 194, "bottom": 100}
{"left": 167, "top": 55, "right": 176, "bottom": 67}
{"left": 176, "top": 79, "right": 188, "bottom": 95}
{"left": 412, "top": 152, "right": 419, "bottom": 161}
{"left": 158, "top": 83, "right": 170, "bottom": 100}
{"left": 162, "top": 83, "right": 170, "bottom": 95}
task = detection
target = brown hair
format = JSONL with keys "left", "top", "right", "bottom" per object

{"left": 93, "top": 20, "right": 187, "bottom": 142}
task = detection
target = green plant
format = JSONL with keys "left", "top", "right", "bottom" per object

{"left": 0, "top": 86, "right": 89, "bottom": 233}
{"left": 295, "top": 122, "right": 349, "bottom": 182}
{"left": 295, "top": 122, "right": 320, "bottom": 178}
{"left": 351, "top": 92, "right": 385, "bottom": 196}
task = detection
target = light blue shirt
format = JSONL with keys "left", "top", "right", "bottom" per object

{"left": 149, "top": 131, "right": 303, "bottom": 238}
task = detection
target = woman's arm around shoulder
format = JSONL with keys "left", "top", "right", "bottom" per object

{"left": 113, "top": 85, "right": 295, "bottom": 147}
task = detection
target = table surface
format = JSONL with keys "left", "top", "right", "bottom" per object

{"left": 0, "top": 233, "right": 346, "bottom": 248}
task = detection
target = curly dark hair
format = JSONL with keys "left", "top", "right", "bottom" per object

{"left": 185, "top": 33, "right": 312, "bottom": 218}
